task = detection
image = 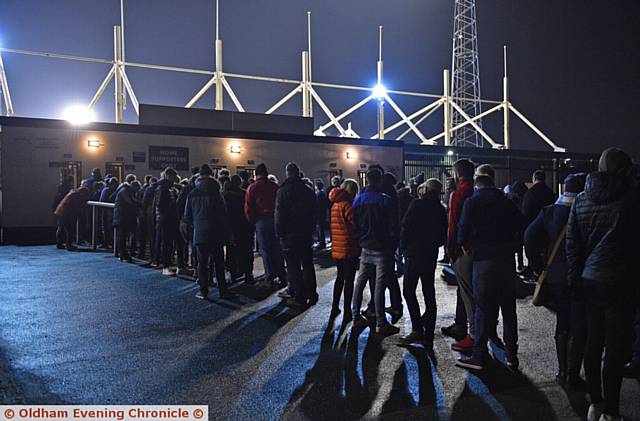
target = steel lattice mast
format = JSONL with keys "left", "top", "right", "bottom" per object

{"left": 451, "top": 0, "right": 483, "bottom": 147}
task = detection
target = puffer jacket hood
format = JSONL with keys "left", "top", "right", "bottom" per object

{"left": 329, "top": 187, "right": 353, "bottom": 204}
{"left": 195, "top": 176, "right": 221, "bottom": 194}
{"left": 585, "top": 171, "right": 630, "bottom": 204}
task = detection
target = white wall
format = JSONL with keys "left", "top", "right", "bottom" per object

{"left": 0, "top": 123, "right": 403, "bottom": 229}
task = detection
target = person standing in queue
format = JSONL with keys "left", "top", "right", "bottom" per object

{"left": 154, "top": 168, "right": 180, "bottom": 276}
{"left": 184, "top": 164, "right": 232, "bottom": 300}
{"left": 244, "top": 163, "right": 286, "bottom": 288}
{"left": 224, "top": 175, "right": 256, "bottom": 284}
{"left": 328, "top": 178, "right": 360, "bottom": 322}
{"left": 442, "top": 159, "right": 475, "bottom": 346}
{"left": 399, "top": 179, "right": 448, "bottom": 348}
{"left": 351, "top": 168, "right": 400, "bottom": 336}
{"left": 113, "top": 174, "right": 140, "bottom": 262}
{"left": 566, "top": 147, "right": 639, "bottom": 421}
{"left": 456, "top": 174, "right": 524, "bottom": 371}
{"left": 275, "top": 162, "right": 318, "bottom": 307}
{"left": 525, "top": 173, "right": 587, "bottom": 389}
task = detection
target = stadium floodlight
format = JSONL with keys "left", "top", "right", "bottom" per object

{"left": 63, "top": 105, "right": 95, "bottom": 125}
{"left": 372, "top": 84, "right": 387, "bottom": 100}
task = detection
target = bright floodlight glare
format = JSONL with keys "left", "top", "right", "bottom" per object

{"left": 63, "top": 106, "right": 95, "bottom": 125}
{"left": 447, "top": 150, "right": 455, "bottom": 156}
{"left": 372, "top": 84, "right": 387, "bottom": 99}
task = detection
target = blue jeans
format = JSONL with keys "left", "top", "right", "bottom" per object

{"left": 352, "top": 249, "right": 393, "bottom": 327}
{"left": 472, "top": 257, "right": 518, "bottom": 362}
{"left": 255, "top": 216, "right": 285, "bottom": 281}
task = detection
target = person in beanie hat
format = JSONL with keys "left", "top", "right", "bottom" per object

{"left": 244, "top": 163, "right": 286, "bottom": 286}
{"left": 525, "top": 173, "right": 587, "bottom": 389}
{"left": 567, "top": 147, "right": 639, "bottom": 421}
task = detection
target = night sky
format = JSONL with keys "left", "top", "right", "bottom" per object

{"left": 1, "top": 0, "right": 639, "bottom": 158}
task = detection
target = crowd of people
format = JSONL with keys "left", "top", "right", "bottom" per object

{"left": 52, "top": 147, "right": 639, "bottom": 421}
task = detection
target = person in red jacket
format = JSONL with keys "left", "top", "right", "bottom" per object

{"left": 329, "top": 179, "right": 360, "bottom": 322}
{"left": 444, "top": 159, "right": 476, "bottom": 351}
{"left": 244, "top": 163, "right": 286, "bottom": 287}
{"left": 54, "top": 187, "right": 89, "bottom": 251}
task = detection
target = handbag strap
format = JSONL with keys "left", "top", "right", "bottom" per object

{"left": 545, "top": 224, "right": 568, "bottom": 269}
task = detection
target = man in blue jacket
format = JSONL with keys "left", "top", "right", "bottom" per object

{"left": 184, "top": 164, "right": 232, "bottom": 300}
{"left": 456, "top": 175, "right": 525, "bottom": 371}
{"left": 351, "top": 168, "right": 400, "bottom": 335}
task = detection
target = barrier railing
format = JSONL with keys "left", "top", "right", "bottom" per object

{"left": 83, "top": 201, "right": 117, "bottom": 256}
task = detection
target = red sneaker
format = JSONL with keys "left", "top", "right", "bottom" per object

{"left": 451, "top": 335, "right": 474, "bottom": 352}
{"left": 456, "top": 357, "right": 484, "bottom": 370}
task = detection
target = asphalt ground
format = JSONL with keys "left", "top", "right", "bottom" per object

{"left": 0, "top": 245, "right": 638, "bottom": 420}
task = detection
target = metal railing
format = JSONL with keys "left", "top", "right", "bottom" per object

{"left": 77, "top": 201, "right": 117, "bottom": 256}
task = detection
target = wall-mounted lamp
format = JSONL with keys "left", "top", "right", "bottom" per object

{"left": 229, "top": 144, "right": 242, "bottom": 154}
{"left": 346, "top": 151, "right": 356, "bottom": 160}
{"left": 87, "top": 139, "right": 101, "bottom": 148}
{"left": 447, "top": 150, "right": 455, "bottom": 156}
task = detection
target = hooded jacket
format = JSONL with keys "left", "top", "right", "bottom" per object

{"left": 329, "top": 188, "right": 359, "bottom": 260}
{"left": 184, "top": 176, "right": 230, "bottom": 245}
{"left": 400, "top": 193, "right": 447, "bottom": 258}
{"left": 275, "top": 176, "right": 316, "bottom": 246}
{"left": 447, "top": 178, "right": 474, "bottom": 259}
{"left": 566, "top": 171, "right": 639, "bottom": 294}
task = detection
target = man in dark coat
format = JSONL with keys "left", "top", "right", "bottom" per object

{"left": 275, "top": 162, "right": 318, "bottom": 307}
{"left": 524, "top": 173, "right": 587, "bottom": 389}
{"left": 113, "top": 175, "right": 139, "bottom": 262}
{"left": 456, "top": 175, "right": 525, "bottom": 371}
{"left": 99, "top": 177, "right": 119, "bottom": 249}
{"left": 399, "top": 179, "right": 447, "bottom": 347}
{"left": 184, "top": 164, "right": 232, "bottom": 299}
{"left": 566, "top": 147, "right": 639, "bottom": 420}
{"left": 154, "top": 168, "right": 180, "bottom": 276}
{"left": 522, "top": 170, "right": 556, "bottom": 224}
{"left": 142, "top": 177, "right": 159, "bottom": 264}
{"left": 176, "top": 175, "right": 197, "bottom": 275}
{"left": 224, "top": 175, "right": 255, "bottom": 284}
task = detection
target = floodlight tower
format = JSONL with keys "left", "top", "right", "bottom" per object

{"left": 451, "top": 0, "right": 483, "bottom": 147}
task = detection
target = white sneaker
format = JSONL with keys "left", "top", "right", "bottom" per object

{"left": 587, "top": 404, "right": 603, "bottom": 421}
{"left": 162, "top": 267, "right": 177, "bottom": 276}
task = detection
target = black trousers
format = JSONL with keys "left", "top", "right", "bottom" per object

{"left": 56, "top": 216, "right": 76, "bottom": 249}
{"left": 227, "top": 232, "right": 255, "bottom": 278}
{"left": 583, "top": 282, "right": 635, "bottom": 417}
{"left": 402, "top": 249, "right": 438, "bottom": 342}
{"left": 158, "top": 221, "right": 177, "bottom": 268}
{"left": 195, "top": 243, "right": 226, "bottom": 296}
{"left": 117, "top": 225, "right": 136, "bottom": 258}
{"left": 283, "top": 238, "right": 317, "bottom": 303}
{"left": 332, "top": 257, "right": 358, "bottom": 316}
